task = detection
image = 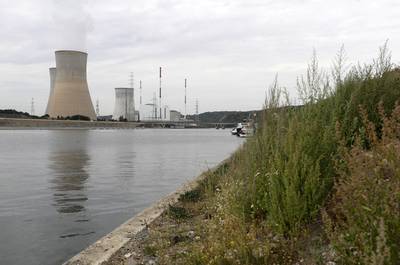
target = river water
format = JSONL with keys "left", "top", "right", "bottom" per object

{"left": 0, "top": 129, "right": 242, "bottom": 265}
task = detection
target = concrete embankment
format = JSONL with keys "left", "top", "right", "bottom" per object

{"left": 63, "top": 160, "right": 225, "bottom": 265}
{"left": 0, "top": 118, "right": 138, "bottom": 129}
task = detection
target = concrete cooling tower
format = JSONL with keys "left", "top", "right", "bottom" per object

{"left": 46, "top": 50, "right": 96, "bottom": 120}
{"left": 45, "top": 67, "right": 56, "bottom": 115}
{"left": 113, "top": 87, "right": 135, "bottom": 121}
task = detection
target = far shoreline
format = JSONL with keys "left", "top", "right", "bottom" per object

{"left": 0, "top": 117, "right": 235, "bottom": 130}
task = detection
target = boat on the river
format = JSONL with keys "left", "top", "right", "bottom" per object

{"left": 231, "top": 120, "right": 255, "bottom": 137}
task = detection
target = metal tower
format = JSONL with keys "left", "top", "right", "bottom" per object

{"left": 96, "top": 99, "right": 100, "bottom": 117}
{"left": 184, "top": 78, "right": 187, "bottom": 120}
{"left": 129, "top": 72, "right": 135, "bottom": 120}
{"left": 159, "top": 67, "right": 162, "bottom": 120}
{"left": 195, "top": 98, "right": 199, "bottom": 124}
{"left": 140, "top": 80, "right": 142, "bottom": 106}
{"left": 153, "top": 92, "right": 157, "bottom": 120}
{"left": 31, "top": 98, "right": 35, "bottom": 116}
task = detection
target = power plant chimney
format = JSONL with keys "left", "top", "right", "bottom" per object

{"left": 45, "top": 67, "right": 57, "bottom": 115}
{"left": 113, "top": 87, "right": 135, "bottom": 121}
{"left": 46, "top": 50, "right": 96, "bottom": 120}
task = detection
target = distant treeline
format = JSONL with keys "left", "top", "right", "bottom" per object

{"left": 0, "top": 109, "right": 90, "bottom": 121}
{"left": 0, "top": 109, "right": 42, "bottom": 119}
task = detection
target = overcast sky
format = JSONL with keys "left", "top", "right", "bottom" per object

{"left": 0, "top": 0, "right": 399, "bottom": 115}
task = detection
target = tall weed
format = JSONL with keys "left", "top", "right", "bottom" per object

{"left": 323, "top": 103, "right": 400, "bottom": 264}
{"left": 233, "top": 42, "right": 399, "bottom": 238}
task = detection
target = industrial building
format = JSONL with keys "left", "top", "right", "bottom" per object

{"left": 139, "top": 103, "right": 170, "bottom": 121}
{"left": 45, "top": 50, "right": 97, "bottom": 120}
{"left": 170, "top": 110, "right": 182, "bottom": 121}
{"left": 112, "top": 87, "right": 136, "bottom": 121}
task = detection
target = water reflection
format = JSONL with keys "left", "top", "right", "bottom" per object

{"left": 48, "top": 131, "right": 90, "bottom": 214}
{"left": 116, "top": 151, "right": 135, "bottom": 178}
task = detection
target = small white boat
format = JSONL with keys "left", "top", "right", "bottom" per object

{"left": 232, "top": 121, "right": 255, "bottom": 137}
{"left": 231, "top": 123, "right": 243, "bottom": 135}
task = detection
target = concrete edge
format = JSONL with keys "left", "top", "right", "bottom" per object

{"left": 63, "top": 160, "right": 228, "bottom": 265}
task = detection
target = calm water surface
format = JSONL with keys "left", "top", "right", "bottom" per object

{"left": 0, "top": 129, "right": 242, "bottom": 265}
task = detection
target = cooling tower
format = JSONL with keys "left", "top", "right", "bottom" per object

{"left": 113, "top": 87, "right": 135, "bottom": 121}
{"left": 47, "top": 50, "right": 96, "bottom": 120}
{"left": 45, "top": 67, "right": 56, "bottom": 115}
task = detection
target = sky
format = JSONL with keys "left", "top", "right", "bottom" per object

{"left": 0, "top": 0, "right": 399, "bottom": 115}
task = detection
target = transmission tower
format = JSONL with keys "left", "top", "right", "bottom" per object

{"left": 30, "top": 98, "right": 35, "bottom": 116}
{"left": 140, "top": 80, "right": 142, "bottom": 106}
{"left": 153, "top": 92, "right": 157, "bottom": 120}
{"left": 184, "top": 78, "right": 187, "bottom": 120}
{"left": 96, "top": 99, "right": 100, "bottom": 117}
{"left": 130, "top": 72, "right": 134, "bottom": 89}
{"left": 159, "top": 67, "right": 162, "bottom": 120}
{"left": 195, "top": 99, "right": 199, "bottom": 124}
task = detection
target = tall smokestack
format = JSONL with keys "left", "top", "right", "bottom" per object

{"left": 47, "top": 50, "right": 96, "bottom": 120}
{"left": 45, "top": 67, "right": 57, "bottom": 115}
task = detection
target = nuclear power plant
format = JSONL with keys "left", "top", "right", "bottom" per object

{"left": 112, "top": 87, "right": 136, "bottom": 121}
{"left": 45, "top": 50, "right": 97, "bottom": 120}
{"left": 43, "top": 50, "right": 191, "bottom": 123}
{"left": 44, "top": 67, "right": 56, "bottom": 115}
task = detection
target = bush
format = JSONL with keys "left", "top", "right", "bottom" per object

{"left": 168, "top": 205, "right": 190, "bottom": 219}
{"left": 65, "top": 115, "right": 91, "bottom": 121}
{"left": 323, "top": 104, "right": 400, "bottom": 264}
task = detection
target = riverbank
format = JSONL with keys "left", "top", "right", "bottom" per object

{"left": 0, "top": 118, "right": 138, "bottom": 129}
{"left": 0, "top": 118, "right": 232, "bottom": 129}
{"left": 63, "top": 160, "right": 230, "bottom": 265}
{"left": 100, "top": 160, "right": 335, "bottom": 265}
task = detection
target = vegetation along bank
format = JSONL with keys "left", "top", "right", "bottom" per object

{"left": 105, "top": 43, "right": 400, "bottom": 265}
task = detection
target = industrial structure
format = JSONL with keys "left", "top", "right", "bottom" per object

{"left": 159, "top": 67, "right": 162, "bottom": 120}
{"left": 139, "top": 103, "right": 170, "bottom": 121}
{"left": 112, "top": 87, "right": 136, "bottom": 121}
{"left": 45, "top": 50, "right": 97, "bottom": 120}
{"left": 45, "top": 67, "right": 56, "bottom": 115}
{"left": 184, "top": 78, "right": 188, "bottom": 119}
{"left": 44, "top": 55, "right": 192, "bottom": 123}
{"left": 30, "top": 98, "right": 35, "bottom": 116}
{"left": 170, "top": 110, "right": 182, "bottom": 121}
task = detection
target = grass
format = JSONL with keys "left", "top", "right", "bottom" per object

{"left": 137, "top": 43, "right": 400, "bottom": 264}
{"left": 168, "top": 205, "right": 190, "bottom": 220}
{"left": 179, "top": 189, "right": 202, "bottom": 203}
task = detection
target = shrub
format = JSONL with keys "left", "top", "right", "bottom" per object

{"left": 66, "top": 115, "right": 91, "bottom": 121}
{"left": 323, "top": 103, "right": 400, "bottom": 264}
{"left": 168, "top": 205, "right": 190, "bottom": 219}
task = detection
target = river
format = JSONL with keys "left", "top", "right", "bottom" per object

{"left": 0, "top": 129, "right": 242, "bottom": 265}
